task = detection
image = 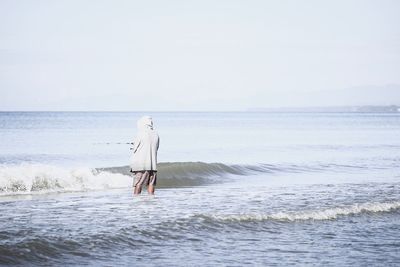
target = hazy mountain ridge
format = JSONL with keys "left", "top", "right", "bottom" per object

{"left": 250, "top": 84, "right": 400, "bottom": 111}
{"left": 248, "top": 105, "right": 400, "bottom": 113}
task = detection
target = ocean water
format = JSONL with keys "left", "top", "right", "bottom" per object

{"left": 0, "top": 112, "right": 399, "bottom": 266}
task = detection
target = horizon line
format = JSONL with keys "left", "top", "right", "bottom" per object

{"left": 1, "top": 104, "right": 399, "bottom": 113}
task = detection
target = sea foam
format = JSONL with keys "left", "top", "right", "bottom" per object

{"left": 0, "top": 164, "right": 130, "bottom": 195}
{"left": 203, "top": 201, "right": 400, "bottom": 222}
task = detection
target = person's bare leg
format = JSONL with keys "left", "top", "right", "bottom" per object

{"left": 147, "top": 185, "right": 155, "bottom": 195}
{"left": 133, "top": 172, "right": 143, "bottom": 195}
{"left": 134, "top": 185, "right": 142, "bottom": 195}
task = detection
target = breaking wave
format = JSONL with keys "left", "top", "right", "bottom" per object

{"left": 199, "top": 201, "right": 400, "bottom": 222}
{"left": 0, "top": 164, "right": 129, "bottom": 196}
{"left": 0, "top": 162, "right": 271, "bottom": 195}
{"left": 0, "top": 160, "right": 386, "bottom": 196}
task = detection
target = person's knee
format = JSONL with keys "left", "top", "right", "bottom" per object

{"left": 134, "top": 183, "right": 144, "bottom": 193}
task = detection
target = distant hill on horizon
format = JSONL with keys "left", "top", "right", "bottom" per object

{"left": 249, "top": 84, "right": 400, "bottom": 110}
{"left": 318, "top": 84, "right": 400, "bottom": 106}
{"left": 248, "top": 105, "right": 400, "bottom": 113}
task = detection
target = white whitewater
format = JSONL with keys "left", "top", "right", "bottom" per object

{"left": 204, "top": 201, "right": 400, "bottom": 222}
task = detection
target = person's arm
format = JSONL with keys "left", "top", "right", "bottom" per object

{"left": 131, "top": 136, "right": 141, "bottom": 153}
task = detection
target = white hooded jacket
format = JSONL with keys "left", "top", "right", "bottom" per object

{"left": 130, "top": 116, "right": 160, "bottom": 171}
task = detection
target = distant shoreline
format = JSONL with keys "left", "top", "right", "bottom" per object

{"left": 247, "top": 105, "right": 400, "bottom": 113}
{"left": 0, "top": 105, "right": 399, "bottom": 113}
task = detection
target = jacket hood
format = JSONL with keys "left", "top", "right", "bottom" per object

{"left": 137, "top": 116, "right": 153, "bottom": 130}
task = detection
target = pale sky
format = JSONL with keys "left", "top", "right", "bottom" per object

{"left": 0, "top": 0, "right": 399, "bottom": 111}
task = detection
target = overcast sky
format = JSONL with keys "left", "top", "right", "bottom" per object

{"left": 0, "top": 0, "right": 399, "bottom": 111}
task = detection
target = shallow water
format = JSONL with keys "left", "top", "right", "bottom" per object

{"left": 1, "top": 182, "right": 399, "bottom": 266}
{"left": 0, "top": 112, "right": 399, "bottom": 265}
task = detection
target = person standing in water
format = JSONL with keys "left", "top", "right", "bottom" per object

{"left": 130, "top": 116, "right": 160, "bottom": 195}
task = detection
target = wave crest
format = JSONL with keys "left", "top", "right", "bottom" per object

{"left": 0, "top": 164, "right": 130, "bottom": 195}
{"left": 0, "top": 162, "right": 265, "bottom": 195}
{"left": 200, "top": 201, "right": 400, "bottom": 222}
